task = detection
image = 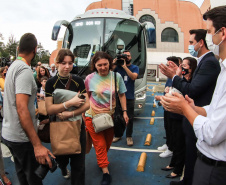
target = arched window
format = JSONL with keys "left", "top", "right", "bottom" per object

{"left": 139, "top": 15, "right": 156, "bottom": 48}
{"left": 161, "top": 28, "right": 179, "bottom": 42}
{"left": 139, "top": 15, "right": 156, "bottom": 27}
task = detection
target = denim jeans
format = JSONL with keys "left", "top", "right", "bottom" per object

{"left": 1, "top": 137, "right": 43, "bottom": 185}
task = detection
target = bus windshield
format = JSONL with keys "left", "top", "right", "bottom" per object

{"left": 63, "top": 17, "right": 146, "bottom": 78}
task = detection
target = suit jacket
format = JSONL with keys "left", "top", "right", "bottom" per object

{"left": 173, "top": 52, "right": 220, "bottom": 107}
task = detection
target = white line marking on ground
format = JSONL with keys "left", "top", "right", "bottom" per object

{"left": 110, "top": 146, "right": 162, "bottom": 153}
{"left": 134, "top": 117, "right": 164, "bottom": 119}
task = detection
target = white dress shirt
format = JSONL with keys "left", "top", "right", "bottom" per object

{"left": 193, "top": 58, "right": 226, "bottom": 161}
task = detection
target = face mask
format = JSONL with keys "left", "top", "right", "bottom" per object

{"left": 188, "top": 41, "right": 201, "bottom": 57}
{"left": 188, "top": 45, "right": 198, "bottom": 57}
{"left": 205, "top": 29, "right": 223, "bottom": 56}
{"left": 182, "top": 67, "right": 189, "bottom": 76}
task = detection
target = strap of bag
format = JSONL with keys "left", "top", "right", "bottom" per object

{"left": 65, "top": 75, "right": 72, "bottom": 90}
{"left": 114, "top": 72, "right": 118, "bottom": 109}
{"left": 110, "top": 71, "right": 113, "bottom": 111}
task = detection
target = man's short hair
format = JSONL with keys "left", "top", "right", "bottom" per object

{"left": 189, "top": 29, "right": 208, "bottom": 49}
{"left": 203, "top": 6, "right": 226, "bottom": 32}
{"left": 51, "top": 64, "right": 55, "bottom": 67}
{"left": 18, "top": 33, "right": 37, "bottom": 55}
{"left": 123, "top": 50, "right": 130, "bottom": 54}
{"left": 166, "top": 56, "right": 179, "bottom": 66}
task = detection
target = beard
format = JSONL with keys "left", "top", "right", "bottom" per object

{"left": 126, "top": 59, "right": 131, "bottom": 64}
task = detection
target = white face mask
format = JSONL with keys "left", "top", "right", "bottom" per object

{"left": 205, "top": 34, "right": 219, "bottom": 56}
{"left": 205, "top": 29, "right": 223, "bottom": 56}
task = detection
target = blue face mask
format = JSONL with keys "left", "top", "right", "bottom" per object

{"left": 188, "top": 45, "right": 198, "bottom": 57}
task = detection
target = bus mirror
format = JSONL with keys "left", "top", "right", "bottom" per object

{"left": 143, "top": 22, "right": 156, "bottom": 44}
{"left": 51, "top": 20, "right": 70, "bottom": 41}
{"left": 141, "top": 22, "right": 147, "bottom": 29}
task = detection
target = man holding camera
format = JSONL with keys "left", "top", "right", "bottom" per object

{"left": 2, "top": 33, "right": 54, "bottom": 185}
{"left": 112, "top": 50, "right": 139, "bottom": 146}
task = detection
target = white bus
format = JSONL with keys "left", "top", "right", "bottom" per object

{"left": 51, "top": 8, "right": 148, "bottom": 115}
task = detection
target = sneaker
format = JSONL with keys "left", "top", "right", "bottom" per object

{"left": 61, "top": 168, "right": 71, "bottom": 179}
{"left": 112, "top": 137, "right": 121, "bottom": 143}
{"left": 101, "top": 173, "right": 112, "bottom": 185}
{"left": 127, "top": 137, "right": 133, "bottom": 146}
{"left": 159, "top": 149, "right": 173, "bottom": 158}
{"left": 157, "top": 144, "right": 168, "bottom": 151}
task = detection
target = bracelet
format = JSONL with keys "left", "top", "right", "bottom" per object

{"left": 63, "top": 102, "right": 68, "bottom": 109}
{"left": 73, "top": 111, "right": 75, "bottom": 118}
{"left": 122, "top": 110, "right": 127, "bottom": 112}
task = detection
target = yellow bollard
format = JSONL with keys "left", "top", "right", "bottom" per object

{"left": 144, "top": 134, "right": 152, "bottom": 146}
{"left": 137, "top": 152, "right": 147, "bottom": 172}
{"left": 151, "top": 110, "right": 155, "bottom": 116}
{"left": 153, "top": 103, "right": 156, "bottom": 108}
{"left": 150, "top": 118, "right": 155, "bottom": 125}
{"left": 152, "top": 93, "right": 154, "bottom": 96}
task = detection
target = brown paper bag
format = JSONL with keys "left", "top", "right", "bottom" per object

{"left": 38, "top": 100, "right": 47, "bottom": 116}
{"left": 50, "top": 120, "right": 81, "bottom": 155}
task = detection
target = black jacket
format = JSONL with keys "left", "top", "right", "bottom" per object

{"left": 173, "top": 52, "right": 220, "bottom": 107}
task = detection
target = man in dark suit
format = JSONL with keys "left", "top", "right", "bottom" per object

{"left": 159, "top": 29, "right": 220, "bottom": 185}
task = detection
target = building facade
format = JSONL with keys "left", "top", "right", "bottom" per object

{"left": 86, "top": 0, "right": 209, "bottom": 54}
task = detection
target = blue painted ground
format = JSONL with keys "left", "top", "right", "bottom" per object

{"left": 3, "top": 82, "right": 179, "bottom": 185}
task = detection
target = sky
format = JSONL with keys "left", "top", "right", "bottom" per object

{"left": 0, "top": 0, "right": 204, "bottom": 54}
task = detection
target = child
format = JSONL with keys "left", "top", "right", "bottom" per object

{"left": 37, "top": 76, "right": 50, "bottom": 143}
{"left": 37, "top": 76, "right": 48, "bottom": 100}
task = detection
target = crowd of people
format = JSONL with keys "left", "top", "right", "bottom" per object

{"left": 0, "top": 5, "right": 226, "bottom": 185}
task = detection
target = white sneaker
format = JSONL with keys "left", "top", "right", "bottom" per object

{"left": 159, "top": 149, "right": 173, "bottom": 158}
{"left": 62, "top": 168, "right": 71, "bottom": 179}
{"left": 157, "top": 144, "right": 168, "bottom": 151}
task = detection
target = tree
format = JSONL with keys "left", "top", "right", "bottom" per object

{"left": 5, "top": 34, "right": 18, "bottom": 60}
{"left": 0, "top": 35, "right": 50, "bottom": 67}
{"left": 31, "top": 42, "right": 50, "bottom": 66}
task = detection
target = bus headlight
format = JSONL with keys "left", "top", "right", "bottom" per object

{"left": 136, "top": 90, "right": 146, "bottom": 100}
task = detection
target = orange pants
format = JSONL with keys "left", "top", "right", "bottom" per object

{"left": 85, "top": 117, "right": 114, "bottom": 168}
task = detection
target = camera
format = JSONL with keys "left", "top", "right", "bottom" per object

{"left": 114, "top": 44, "right": 127, "bottom": 66}
{"left": 35, "top": 155, "right": 58, "bottom": 180}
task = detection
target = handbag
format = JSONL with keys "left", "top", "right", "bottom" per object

{"left": 92, "top": 113, "right": 114, "bottom": 133}
{"left": 113, "top": 72, "right": 126, "bottom": 136}
{"left": 50, "top": 120, "right": 81, "bottom": 155}
{"left": 38, "top": 100, "right": 47, "bottom": 116}
{"left": 50, "top": 75, "right": 82, "bottom": 155}
{"left": 38, "top": 122, "right": 50, "bottom": 143}
{"left": 37, "top": 99, "right": 50, "bottom": 143}
{"left": 92, "top": 71, "right": 114, "bottom": 133}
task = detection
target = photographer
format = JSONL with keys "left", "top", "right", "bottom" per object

{"left": 112, "top": 50, "right": 139, "bottom": 146}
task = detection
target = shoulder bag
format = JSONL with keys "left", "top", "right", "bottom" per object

{"left": 113, "top": 72, "right": 126, "bottom": 136}
{"left": 92, "top": 72, "right": 114, "bottom": 133}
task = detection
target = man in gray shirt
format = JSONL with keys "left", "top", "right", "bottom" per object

{"left": 2, "top": 33, "right": 54, "bottom": 185}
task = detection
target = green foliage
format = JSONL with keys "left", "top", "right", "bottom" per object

{"left": 0, "top": 33, "right": 50, "bottom": 67}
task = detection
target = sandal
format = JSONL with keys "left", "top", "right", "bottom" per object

{"left": 1, "top": 175, "right": 12, "bottom": 185}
